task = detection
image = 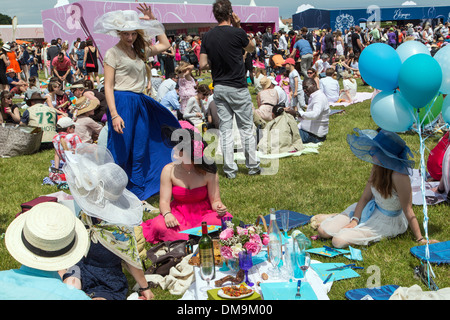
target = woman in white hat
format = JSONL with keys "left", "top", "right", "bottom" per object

{"left": 94, "top": 2, "right": 180, "bottom": 203}
{"left": 0, "top": 44, "right": 11, "bottom": 91}
{"left": 62, "top": 143, "right": 154, "bottom": 300}
{"left": 315, "top": 129, "right": 439, "bottom": 248}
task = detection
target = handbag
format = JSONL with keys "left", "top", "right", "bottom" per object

{"left": 188, "top": 51, "right": 198, "bottom": 65}
{"left": 16, "top": 196, "right": 59, "bottom": 217}
{"left": 144, "top": 239, "right": 194, "bottom": 276}
{"left": 85, "top": 48, "right": 96, "bottom": 68}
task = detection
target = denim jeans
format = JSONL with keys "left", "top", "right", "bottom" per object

{"left": 299, "top": 129, "right": 326, "bottom": 144}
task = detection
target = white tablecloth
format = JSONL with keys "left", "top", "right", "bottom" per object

{"left": 180, "top": 243, "right": 332, "bottom": 300}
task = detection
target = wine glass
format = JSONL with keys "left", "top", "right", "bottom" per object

{"left": 239, "top": 250, "right": 254, "bottom": 286}
{"left": 268, "top": 240, "right": 282, "bottom": 279}
{"left": 299, "top": 252, "right": 311, "bottom": 281}
{"left": 199, "top": 262, "right": 215, "bottom": 293}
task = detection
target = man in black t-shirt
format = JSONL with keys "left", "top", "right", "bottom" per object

{"left": 351, "top": 26, "right": 363, "bottom": 57}
{"left": 199, "top": 0, "right": 260, "bottom": 179}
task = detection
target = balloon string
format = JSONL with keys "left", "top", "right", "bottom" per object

{"left": 416, "top": 122, "right": 433, "bottom": 289}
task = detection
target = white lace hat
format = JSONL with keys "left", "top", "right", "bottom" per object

{"left": 5, "top": 202, "right": 90, "bottom": 271}
{"left": 63, "top": 143, "right": 143, "bottom": 226}
{"left": 93, "top": 10, "right": 165, "bottom": 38}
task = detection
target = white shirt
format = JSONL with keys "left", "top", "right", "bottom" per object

{"left": 156, "top": 78, "right": 177, "bottom": 102}
{"left": 319, "top": 76, "right": 340, "bottom": 103}
{"left": 278, "top": 35, "right": 288, "bottom": 51}
{"left": 299, "top": 90, "right": 330, "bottom": 138}
{"left": 274, "top": 85, "right": 288, "bottom": 107}
{"left": 314, "top": 59, "right": 331, "bottom": 74}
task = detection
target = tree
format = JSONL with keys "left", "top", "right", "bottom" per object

{"left": 0, "top": 13, "right": 13, "bottom": 25}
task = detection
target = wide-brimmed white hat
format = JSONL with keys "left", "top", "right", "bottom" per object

{"left": 63, "top": 143, "right": 143, "bottom": 226}
{"left": 5, "top": 202, "right": 90, "bottom": 271}
{"left": 93, "top": 9, "right": 165, "bottom": 38}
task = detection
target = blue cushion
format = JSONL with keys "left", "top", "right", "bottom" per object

{"left": 345, "top": 285, "right": 400, "bottom": 300}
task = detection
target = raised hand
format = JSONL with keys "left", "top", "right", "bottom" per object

{"left": 137, "top": 3, "right": 156, "bottom": 20}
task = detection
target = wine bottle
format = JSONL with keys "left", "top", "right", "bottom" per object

{"left": 199, "top": 221, "right": 215, "bottom": 281}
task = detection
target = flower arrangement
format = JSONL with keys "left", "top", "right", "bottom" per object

{"left": 219, "top": 221, "right": 270, "bottom": 259}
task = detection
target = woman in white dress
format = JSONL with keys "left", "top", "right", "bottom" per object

{"left": 335, "top": 30, "right": 344, "bottom": 57}
{"left": 338, "top": 71, "right": 357, "bottom": 102}
{"left": 315, "top": 128, "right": 439, "bottom": 248}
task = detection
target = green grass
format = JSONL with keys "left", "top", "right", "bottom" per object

{"left": 0, "top": 72, "right": 449, "bottom": 300}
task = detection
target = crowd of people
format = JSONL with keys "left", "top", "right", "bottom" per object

{"left": 0, "top": 0, "right": 447, "bottom": 300}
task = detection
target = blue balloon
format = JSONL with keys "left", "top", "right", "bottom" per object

{"left": 359, "top": 43, "right": 402, "bottom": 91}
{"left": 441, "top": 95, "right": 450, "bottom": 124}
{"left": 370, "top": 90, "right": 415, "bottom": 132}
{"left": 398, "top": 54, "right": 443, "bottom": 109}
{"left": 396, "top": 40, "right": 430, "bottom": 63}
{"left": 433, "top": 44, "right": 450, "bottom": 94}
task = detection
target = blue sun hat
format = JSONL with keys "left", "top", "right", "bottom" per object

{"left": 346, "top": 128, "right": 415, "bottom": 175}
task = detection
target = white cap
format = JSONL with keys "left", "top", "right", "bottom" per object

{"left": 57, "top": 117, "right": 76, "bottom": 128}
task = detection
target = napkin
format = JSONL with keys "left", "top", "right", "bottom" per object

{"left": 307, "top": 247, "right": 350, "bottom": 258}
{"left": 179, "top": 225, "right": 220, "bottom": 236}
{"left": 310, "top": 263, "right": 361, "bottom": 283}
{"left": 259, "top": 281, "right": 318, "bottom": 300}
{"left": 344, "top": 246, "right": 363, "bottom": 261}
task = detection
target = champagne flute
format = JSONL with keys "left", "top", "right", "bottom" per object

{"left": 268, "top": 240, "right": 281, "bottom": 279}
{"left": 280, "top": 210, "right": 289, "bottom": 239}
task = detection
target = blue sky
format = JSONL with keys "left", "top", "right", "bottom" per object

{"left": 1, "top": 0, "right": 449, "bottom": 24}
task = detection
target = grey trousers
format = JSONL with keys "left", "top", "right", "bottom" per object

{"left": 213, "top": 85, "right": 260, "bottom": 178}
{"left": 300, "top": 53, "right": 314, "bottom": 79}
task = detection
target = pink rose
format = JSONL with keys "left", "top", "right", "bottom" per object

{"left": 236, "top": 226, "right": 248, "bottom": 236}
{"left": 244, "top": 234, "right": 263, "bottom": 255}
{"left": 220, "top": 228, "right": 234, "bottom": 240}
{"left": 220, "top": 245, "right": 233, "bottom": 260}
{"left": 261, "top": 234, "right": 270, "bottom": 246}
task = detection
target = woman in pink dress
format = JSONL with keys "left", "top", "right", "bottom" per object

{"left": 141, "top": 124, "right": 232, "bottom": 243}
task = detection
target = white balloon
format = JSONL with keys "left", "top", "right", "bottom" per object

{"left": 434, "top": 45, "right": 450, "bottom": 95}
{"left": 396, "top": 40, "right": 430, "bottom": 63}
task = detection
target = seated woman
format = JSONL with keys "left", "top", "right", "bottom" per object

{"left": 315, "top": 128, "right": 438, "bottom": 248}
{"left": 427, "top": 132, "right": 450, "bottom": 182}
{"left": 183, "top": 83, "right": 210, "bottom": 129}
{"left": 258, "top": 105, "right": 304, "bottom": 155}
{"left": 45, "top": 81, "right": 70, "bottom": 118}
{"left": 141, "top": 124, "right": 232, "bottom": 243}
{"left": 0, "top": 90, "right": 21, "bottom": 124}
{"left": 338, "top": 71, "right": 358, "bottom": 103}
{"left": 253, "top": 76, "right": 278, "bottom": 128}
{"left": 62, "top": 143, "right": 154, "bottom": 300}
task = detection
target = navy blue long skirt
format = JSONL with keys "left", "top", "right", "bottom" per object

{"left": 107, "top": 91, "right": 180, "bottom": 200}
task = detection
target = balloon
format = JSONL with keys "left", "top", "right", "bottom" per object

{"left": 413, "top": 94, "right": 444, "bottom": 127}
{"left": 442, "top": 95, "right": 450, "bottom": 124}
{"left": 370, "top": 90, "right": 415, "bottom": 132}
{"left": 433, "top": 44, "right": 450, "bottom": 94}
{"left": 398, "top": 54, "right": 442, "bottom": 109}
{"left": 359, "top": 43, "right": 402, "bottom": 91}
{"left": 396, "top": 40, "right": 430, "bottom": 63}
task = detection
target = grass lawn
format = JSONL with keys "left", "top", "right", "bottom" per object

{"left": 0, "top": 71, "right": 448, "bottom": 300}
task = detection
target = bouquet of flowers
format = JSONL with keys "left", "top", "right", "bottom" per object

{"left": 219, "top": 220, "right": 270, "bottom": 259}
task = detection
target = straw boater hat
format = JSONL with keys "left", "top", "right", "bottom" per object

{"left": 347, "top": 128, "right": 415, "bottom": 175}
{"left": 4, "top": 202, "right": 90, "bottom": 271}
{"left": 260, "top": 76, "right": 272, "bottom": 90}
{"left": 73, "top": 96, "right": 99, "bottom": 116}
{"left": 2, "top": 43, "right": 11, "bottom": 52}
{"left": 93, "top": 9, "right": 165, "bottom": 38}
{"left": 63, "top": 143, "right": 143, "bottom": 226}
{"left": 26, "top": 92, "right": 47, "bottom": 106}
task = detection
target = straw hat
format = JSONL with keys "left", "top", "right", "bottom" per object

{"left": 73, "top": 96, "right": 99, "bottom": 116}
{"left": 2, "top": 43, "right": 11, "bottom": 52}
{"left": 63, "top": 143, "right": 143, "bottom": 226}
{"left": 260, "top": 76, "right": 272, "bottom": 90}
{"left": 93, "top": 10, "right": 165, "bottom": 38}
{"left": 347, "top": 128, "right": 415, "bottom": 175}
{"left": 6, "top": 68, "right": 15, "bottom": 74}
{"left": 5, "top": 202, "right": 90, "bottom": 271}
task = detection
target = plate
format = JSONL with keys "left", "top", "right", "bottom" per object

{"left": 260, "top": 281, "right": 318, "bottom": 300}
{"left": 217, "top": 284, "right": 255, "bottom": 299}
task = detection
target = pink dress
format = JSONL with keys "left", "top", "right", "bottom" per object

{"left": 178, "top": 77, "right": 196, "bottom": 113}
{"left": 141, "top": 185, "right": 233, "bottom": 243}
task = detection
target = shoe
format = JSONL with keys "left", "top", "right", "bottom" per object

{"left": 248, "top": 168, "right": 261, "bottom": 176}
{"left": 225, "top": 173, "right": 236, "bottom": 179}
{"left": 142, "top": 201, "right": 160, "bottom": 214}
